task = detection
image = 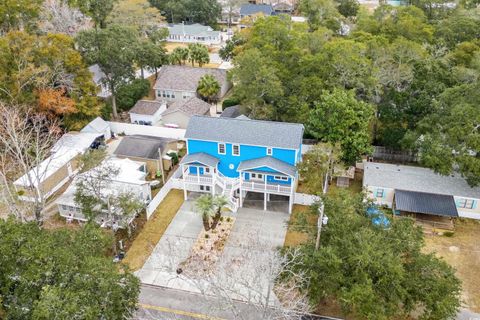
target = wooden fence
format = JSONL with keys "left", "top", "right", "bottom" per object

{"left": 372, "top": 146, "right": 418, "bottom": 163}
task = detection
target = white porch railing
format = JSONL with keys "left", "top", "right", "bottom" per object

{"left": 241, "top": 181, "right": 292, "bottom": 195}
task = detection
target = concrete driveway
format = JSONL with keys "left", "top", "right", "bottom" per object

{"left": 136, "top": 198, "right": 289, "bottom": 304}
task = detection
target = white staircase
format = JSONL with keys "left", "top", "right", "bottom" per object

{"left": 215, "top": 171, "right": 240, "bottom": 212}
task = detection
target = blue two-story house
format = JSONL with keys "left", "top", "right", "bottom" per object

{"left": 179, "top": 115, "right": 304, "bottom": 213}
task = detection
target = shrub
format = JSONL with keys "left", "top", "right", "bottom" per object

{"left": 116, "top": 79, "right": 151, "bottom": 111}
{"left": 443, "top": 231, "right": 454, "bottom": 237}
{"left": 222, "top": 97, "right": 240, "bottom": 109}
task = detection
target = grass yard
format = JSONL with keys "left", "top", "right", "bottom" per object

{"left": 284, "top": 204, "right": 318, "bottom": 247}
{"left": 327, "top": 171, "right": 363, "bottom": 196}
{"left": 122, "top": 189, "right": 184, "bottom": 271}
{"left": 423, "top": 219, "right": 480, "bottom": 312}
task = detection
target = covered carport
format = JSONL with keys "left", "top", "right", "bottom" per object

{"left": 393, "top": 189, "right": 458, "bottom": 231}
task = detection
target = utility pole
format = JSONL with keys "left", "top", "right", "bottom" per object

{"left": 315, "top": 203, "right": 326, "bottom": 250}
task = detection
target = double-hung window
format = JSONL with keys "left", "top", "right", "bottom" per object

{"left": 251, "top": 173, "right": 263, "bottom": 180}
{"left": 457, "top": 198, "right": 474, "bottom": 209}
{"left": 218, "top": 143, "right": 226, "bottom": 155}
{"left": 232, "top": 144, "right": 240, "bottom": 156}
{"left": 375, "top": 188, "right": 385, "bottom": 198}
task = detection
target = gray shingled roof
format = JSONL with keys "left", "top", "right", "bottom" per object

{"left": 153, "top": 66, "right": 228, "bottom": 92}
{"left": 240, "top": 4, "right": 274, "bottom": 16}
{"left": 220, "top": 105, "right": 241, "bottom": 118}
{"left": 162, "top": 97, "right": 211, "bottom": 116}
{"left": 238, "top": 156, "right": 296, "bottom": 177}
{"left": 129, "top": 100, "right": 165, "bottom": 115}
{"left": 395, "top": 189, "right": 459, "bottom": 217}
{"left": 363, "top": 162, "right": 480, "bottom": 198}
{"left": 113, "top": 135, "right": 175, "bottom": 159}
{"left": 180, "top": 152, "right": 219, "bottom": 167}
{"left": 185, "top": 116, "right": 304, "bottom": 150}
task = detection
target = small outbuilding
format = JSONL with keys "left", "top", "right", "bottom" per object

{"left": 113, "top": 135, "right": 179, "bottom": 176}
{"left": 129, "top": 100, "right": 167, "bottom": 125}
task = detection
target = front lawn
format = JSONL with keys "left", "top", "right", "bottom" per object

{"left": 122, "top": 189, "right": 184, "bottom": 271}
{"left": 284, "top": 204, "right": 318, "bottom": 247}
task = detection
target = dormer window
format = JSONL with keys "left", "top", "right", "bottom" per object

{"left": 267, "top": 147, "right": 272, "bottom": 156}
{"left": 218, "top": 143, "right": 226, "bottom": 155}
{"left": 232, "top": 144, "right": 240, "bottom": 156}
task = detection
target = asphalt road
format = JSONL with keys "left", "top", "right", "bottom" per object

{"left": 135, "top": 285, "right": 342, "bottom": 320}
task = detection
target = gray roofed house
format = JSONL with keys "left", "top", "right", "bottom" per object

{"left": 153, "top": 66, "right": 231, "bottom": 102}
{"left": 167, "top": 23, "right": 221, "bottom": 45}
{"left": 161, "top": 97, "right": 211, "bottom": 129}
{"left": 130, "top": 100, "right": 166, "bottom": 116}
{"left": 114, "top": 135, "right": 176, "bottom": 160}
{"left": 238, "top": 156, "right": 297, "bottom": 177}
{"left": 363, "top": 162, "right": 480, "bottom": 198}
{"left": 185, "top": 115, "right": 304, "bottom": 150}
{"left": 240, "top": 4, "right": 274, "bottom": 17}
{"left": 163, "top": 97, "right": 211, "bottom": 117}
{"left": 363, "top": 162, "right": 480, "bottom": 220}
{"left": 129, "top": 100, "right": 168, "bottom": 125}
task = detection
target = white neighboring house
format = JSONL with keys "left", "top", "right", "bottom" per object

{"left": 129, "top": 100, "right": 167, "bottom": 126}
{"left": 88, "top": 64, "right": 111, "bottom": 98}
{"left": 13, "top": 132, "right": 103, "bottom": 202}
{"left": 167, "top": 23, "right": 221, "bottom": 45}
{"left": 81, "top": 117, "right": 112, "bottom": 140}
{"left": 363, "top": 162, "right": 480, "bottom": 220}
{"left": 56, "top": 157, "right": 152, "bottom": 226}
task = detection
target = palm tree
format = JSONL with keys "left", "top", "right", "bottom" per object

{"left": 187, "top": 43, "right": 210, "bottom": 67}
{"left": 170, "top": 47, "right": 189, "bottom": 65}
{"left": 195, "top": 194, "right": 215, "bottom": 231}
{"left": 197, "top": 74, "right": 220, "bottom": 103}
{"left": 195, "top": 194, "right": 228, "bottom": 231}
{"left": 211, "top": 196, "right": 228, "bottom": 230}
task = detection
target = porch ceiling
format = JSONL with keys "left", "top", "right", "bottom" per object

{"left": 238, "top": 156, "right": 296, "bottom": 177}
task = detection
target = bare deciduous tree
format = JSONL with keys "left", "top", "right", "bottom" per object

{"left": 154, "top": 231, "right": 311, "bottom": 320}
{"left": 38, "top": 0, "right": 91, "bottom": 36}
{"left": 0, "top": 103, "right": 62, "bottom": 222}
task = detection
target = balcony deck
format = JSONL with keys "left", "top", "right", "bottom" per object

{"left": 182, "top": 173, "right": 293, "bottom": 195}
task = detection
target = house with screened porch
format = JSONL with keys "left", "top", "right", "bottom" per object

{"left": 179, "top": 116, "right": 304, "bottom": 213}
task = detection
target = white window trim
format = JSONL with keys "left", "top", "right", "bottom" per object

{"left": 218, "top": 143, "right": 226, "bottom": 155}
{"left": 376, "top": 188, "right": 384, "bottom": 197}
{"left": 274, "top": 175, "right": 288, "bottom": 181}
{"left": 250, "top": 173, "right": 264, "bottom": 181}
{"left": 267, "top": 147, "right": 272, "bottom": 156}
{"left": 232, "top": 144, "right": 240, "bottom": 156}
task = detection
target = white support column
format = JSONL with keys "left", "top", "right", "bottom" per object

{"left": 264, "top": 192, "right": 267, "bottom": 211}
{"left": 211, "top": 166, "right": 216, "bottom": 196}
{"left": 288, "top": 176, "right": 295, "bottom": 214}
{"left": 182, "top": 164, "right": 188, "bottom": 200}
{"left": 239, "top": 171, "right": 244, "bottom": 208}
